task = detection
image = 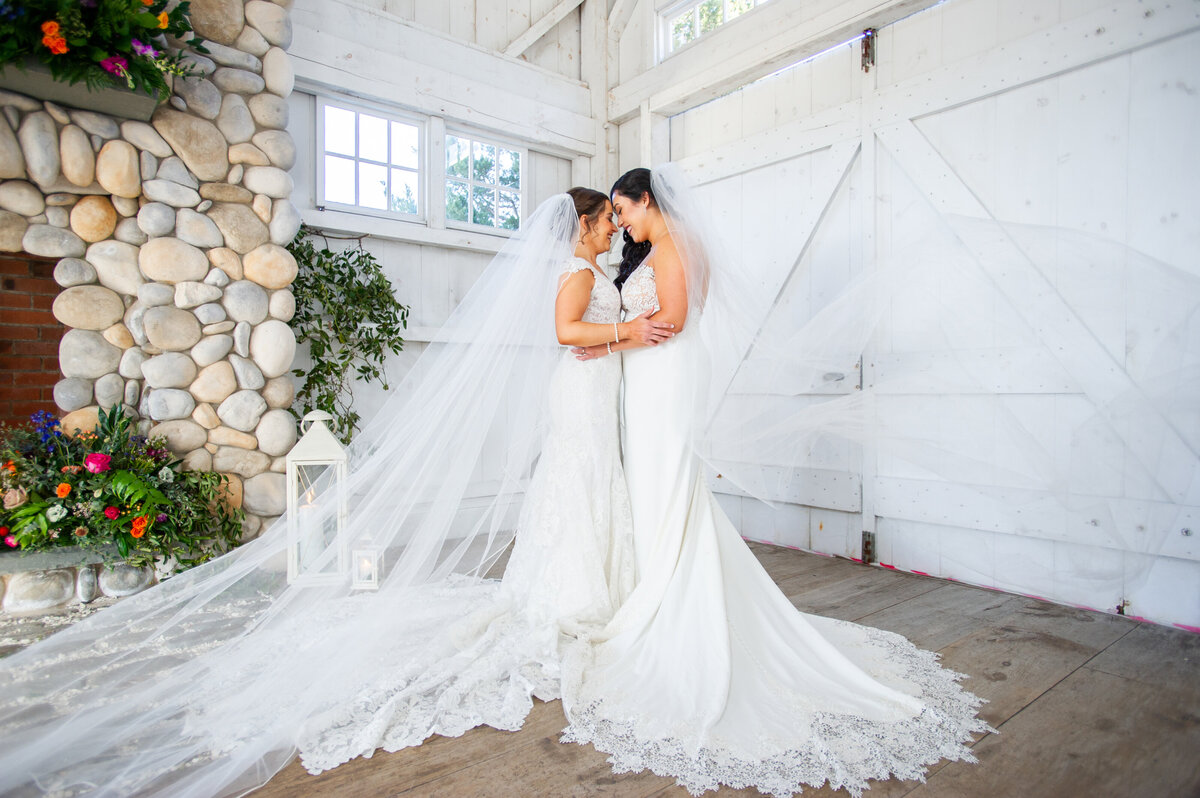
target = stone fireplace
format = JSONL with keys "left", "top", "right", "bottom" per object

{"left": 0, "top": 0, "right": 300, "bottom": 544}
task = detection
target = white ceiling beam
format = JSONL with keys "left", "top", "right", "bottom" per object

{"left": 503, "top": 0, "right": 586, "bottom": 57}
{"left": 608, "top": 0, "right": 638, "bottom": 37}
{"left": 290, "top": 1, "right": 594, "bottom": 155}
{"left": 608, "top": 0, "right": 940, "bottom": 123}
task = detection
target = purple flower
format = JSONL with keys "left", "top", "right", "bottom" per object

{"left": 100, "top": 56, "right": 128, "bottom": 76}
{"left": 156, "top": 513, "right": 168, "bottom": 523}
{"left": 131, "top": 39, "right": 157, "bottom": 58}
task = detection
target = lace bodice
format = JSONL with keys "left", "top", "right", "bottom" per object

{"left": 620, "top": 262, "right": 659, "bottom": 319}
{"left": 563, "top": 258, "right": 621, "bottom": 324}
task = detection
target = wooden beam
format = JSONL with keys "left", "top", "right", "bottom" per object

{"left": 299, "top": 206, "right": 507, "bottom": 254}
{"left": 608, "top": 0, "right": 940, "bottom": 123}
{"left": 503, "top": 0, "right": 586, "bottom": 57}
{"left": 580, "top": 0, "right": 615, "bottom": 192}
{"left": 608, "top": 0, "right": 638, "bottom": 38}
{"left": 290, "top": 0, "right": 595, "bottom": 156}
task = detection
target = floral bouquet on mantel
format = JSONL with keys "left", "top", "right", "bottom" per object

{"left": 0, "top": 0, "right": 209, "bottom": 101}
{"left": 0, "top": 407, "right": 243, "bottom": 573}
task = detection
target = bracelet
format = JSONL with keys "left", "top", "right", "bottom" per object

{"left": 606, "top": 342, "right": 612, "bottom": 355}
{"left": 613, "top": 322, "right": 619, "bottom": 343}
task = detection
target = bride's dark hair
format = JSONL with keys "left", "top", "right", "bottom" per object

{"left": 567, "top": 187, "right": 609, "bottom": 240}
{"left": 610, "top": 168, "right": 656, "bottom": 291}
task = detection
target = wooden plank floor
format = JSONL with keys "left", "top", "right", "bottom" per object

{"left": 253, "top": 542, "right": 1200, "bottom": 798}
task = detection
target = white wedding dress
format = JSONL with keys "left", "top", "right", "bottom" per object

{"left": 561, "top": 260, "right": 991, "bottom": 798}
{"left": 295, "top": 256, "right": 637, "bottom": 773}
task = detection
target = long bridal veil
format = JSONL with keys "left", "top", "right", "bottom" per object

{"left": 0, "top": 161, "right": 1194, "bottom": 797}
{"left": 651, "top": 161, "right": 1198, "bottom": 617}
{"left": 0, "top": 195, "right": 583, "bottom": 798}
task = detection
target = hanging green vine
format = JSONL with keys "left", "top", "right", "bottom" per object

{"left": 286, "top": 226, "right": 410, "bottom": 444}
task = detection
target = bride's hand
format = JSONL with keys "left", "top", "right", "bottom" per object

{"left": 573, "top": 345, "right": 606, "bottom": 361}
{"left": 627, "top": 310, "right": 674, "bottom": 345}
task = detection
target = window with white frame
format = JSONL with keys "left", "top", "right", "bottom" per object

{"left": 444, "top": 133, "right": 523, "bottom": 230}
{"left": 319, "top": 98, "right": 422, "bottom": 218}
{"left": 661, "top": 0, "right": 770, "bottom": 56}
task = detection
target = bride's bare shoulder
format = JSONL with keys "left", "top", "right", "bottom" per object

{"left": 647, "top": 236, "right": 682, "bottom": 272}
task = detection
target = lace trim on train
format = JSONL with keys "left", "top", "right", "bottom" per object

{"left": 561, "top": 621, "right": 993, "bottom": 798}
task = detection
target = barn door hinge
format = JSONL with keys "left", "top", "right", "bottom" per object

{"left": 861, "top": 28, "right": 876, "bottom": 73}
{"left": 861, "top": 530, "right": 876, "bottom": 564}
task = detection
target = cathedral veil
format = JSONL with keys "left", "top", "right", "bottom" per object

{"left": 0, "top": 195, "right": 582, "bottom": 797}
{"left": 651, "top": 162, "right": 1198, "bottom": 610}
{"left": 0, "top": 160, "right": 1194, "bottom": 796}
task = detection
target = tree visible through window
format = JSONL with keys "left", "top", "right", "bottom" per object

{"left": 445, "top": 134, "right": 522, "bottom": 230}
{"left": 321, "top": 101, "right": 421, "bottom": 217}
{"left": 666, "top": 0, "right": 764, "bottom": 55}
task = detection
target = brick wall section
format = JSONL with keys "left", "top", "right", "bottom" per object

{"left": 0, "top": 255, "right": 62, "bottom": 427}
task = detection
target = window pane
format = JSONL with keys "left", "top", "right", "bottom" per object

{"left": 446, "top": 135, "right": 469, "bottom": 178}
{"left": 324, "top": 106, "right": 356, "bottom": 156}
{"left": 358, "top": 162, "right": 388, "bottom": 209}
{"left": 699, "top": 0, "right": 721, "bottom": 33}
{"left": 497, "top": 149, "right": 520, "bottom": 189}
{"left": 445, "top": 180, "right": 469, "bottom": 222}
{"left": 471, "top": 187, "right": 495, "bottom": 226}
{"left": 390, "top": 169, "right": 418, "bottom": 215}
{"left": 671, "top": 12, "right": 695, "bottom": 49}
{"left": 472, "top": 142, "right": 496, "bottom": 185}
{"left": 323, "top": 155, "right": 356, "bottom": 204}
{"left": 391, "top": 121, "right": 419, "bottom": 169}
{"left": 727, "top": 0, "right": 752, "bottom": 19}
{"left": 498, "top": 190, "right": 520, "bottom": 230}
{"left": 358, "top": 113, "right": 388, "bottom": 163}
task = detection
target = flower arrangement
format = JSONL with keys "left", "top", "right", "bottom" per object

{"left": 0, "top": 0, "right": 209, "bottom": 101}
{"left": 0, "top": 407, "right": 244, "bottom": 572}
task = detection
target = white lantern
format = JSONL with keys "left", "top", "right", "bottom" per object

{"left": 286, "top": 411, "right": 348, "bottom": 585}
{"left": 351, "top": 534, "right": 383, "bottom": 591}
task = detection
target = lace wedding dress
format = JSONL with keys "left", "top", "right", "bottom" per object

{"left": 295, "top": 256, "right": 637, "bottom": 773}
{"left": 560, "top": 260, "right": 992, "bottom": 798}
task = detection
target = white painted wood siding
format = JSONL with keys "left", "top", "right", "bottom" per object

{"left": 657, "top": 0, "right": 1200, "bottom": 628}
{"left": 349, "top": 0, "right": 583, "bottom": 80}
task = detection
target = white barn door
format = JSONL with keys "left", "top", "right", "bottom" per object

{"left": 673, "top": 0, "right": 1200, "bottom": 628}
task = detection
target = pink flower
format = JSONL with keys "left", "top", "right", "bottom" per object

{"left": 100, "top": 56, "right": 128, "bottom": 77}
{"left": 131, "top": 39, "right": 157, "bottom": 58}
{"left": 84, "top": 453, "right": 112, "bottom": 474}
{"left": 103, "top": 506, "right": 120, "bottom": 520}
{"left": 3, "top": 535, "right": 16, "bottom": 548}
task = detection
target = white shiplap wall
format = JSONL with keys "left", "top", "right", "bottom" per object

{"left": 351, "top": 0, "right": 582, "bottom": 80}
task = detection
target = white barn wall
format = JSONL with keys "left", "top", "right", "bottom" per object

{"left": 286, "top": 3, "right": 580, "bottom": 428}
{"left": 352, "top": 0, "right": 582, "bottom": 80}
{"left": 632, "top": 0, "right": 1200, "bottom": 628}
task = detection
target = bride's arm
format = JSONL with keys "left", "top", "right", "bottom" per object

{"left": 556, "top": 270, "right": 674, "bottom": 346}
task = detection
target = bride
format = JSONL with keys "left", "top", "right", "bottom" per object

{"left": 563, "top": 167, "right": 990, "bottom": 798}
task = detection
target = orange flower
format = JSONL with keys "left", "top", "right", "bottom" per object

{"left": 157, "top": 11, "right": 169, "bottom": 28}
{"left": 131, "top": 515, "right": 148, "bottom": 530}
{"left": 40, "top": 20, "right": 59, "bottom": 36}
{"left": 42, "top": 35, "right": 68, "bottom": 54}
{"left": 141, "top": 0, "right": 153, "bottom": 4}
{"left": 56, "top": 482, "right": 71, "bottom": 498}
{"left": 130, "top": 526, "right": 145, "bottom": 538}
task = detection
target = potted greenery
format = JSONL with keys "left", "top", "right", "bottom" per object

{"left": 287, "top": 226, "right": 411, "bottom": 444}
{"left": 0, "top": 407, "right": 243, "bottom": 573}
{"left": 0, "top": 0, "right": 208, "bottom": 120}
